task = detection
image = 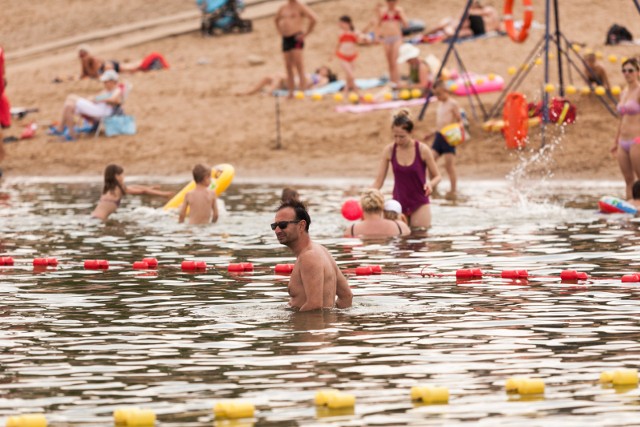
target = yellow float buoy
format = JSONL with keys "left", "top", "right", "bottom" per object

{"left": 600, "top": 371, "right": 614, "bottom": 383}
{"left": 621, "top": 56, "right": 629, "bottom": 64}
{"left": 521, "top": 64, "right": 529, "bottom": 71}
{"left": 450, "top": 83, "right": 459, "bottom": 92}
{"left": 544, "top": 83, "right": 555, "bottom": 93}
{"left": 566, "top": 85, "right": 577, "bottom": 95}
{"left": 333, "top": 93, "right": 344, "bottom": 102}
{"left": 411, "top": 88, "right": 423, "bottom": 98}
{"left": 594, "top": 86, "right": 606, "bottom": 96}
{"left": 410, "top": 386, "right": 449, "bottom": 404}
{"left": 571, "top": 44, "right": 581, "bottom": 52}
{"left": 348, "top": 92, "right": 359, "bottom": 103}
{"left": 294, "top": 91, "right": 305, "bottom": 100}
{"left": 6, "top": 415, "right": 47, "bottom": 427}
{"left": 595, "top": 50, "right": 603, "bottom": 59}
{"left": 399, "top": 89, "right": 411, "bottom": 100}
{"left": 362, "top": 93, "right": 374, "bottom": 103}
{"left": 311, "top": 92, "right": 323, "bottom": 101}
{"left": 326, "top": 392, "right": 356, "bottom": 409}
{"left": 580, "top": 86, "right": 591, "bottom": 95}
{"left": 315, "top": 389, "right": 339, "bottom": 406}
{"left": 534, "top": 58, "right": 542, "bottom": 66}
{"left": 612, "top": 369, "right": 639, "bottom": 386}
{"left": 214, "top": 400, "right": 255, "bottom": 419}
{"left": 548, "top": 53, "right": 555, "bottom": 60}
{"left": 611, "top": 85, "right": 622, "bottom": 96}
{"left": 383, "top": 92, "right": 394, "bottom": 101}
{"left": 488, "top": 73, "right": 496, "bottom": 81}
{"left": 475, "top": 78, "right": 485, "bottom": 85}
{"left": 507, "top": 66, "right": 517, "bottom": 76}
{"left": 608, "top": 54, "right": 618, "bottom": 63}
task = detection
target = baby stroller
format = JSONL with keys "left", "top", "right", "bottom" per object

{"left": 197, "top": 0, "right": 252, "bottom": 35}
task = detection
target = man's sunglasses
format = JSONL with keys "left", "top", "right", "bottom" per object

{"left": 271, "top": 220, "right": 300, "bottom": 230}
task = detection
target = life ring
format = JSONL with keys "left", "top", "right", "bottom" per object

{"left": 440, "top": 123, "right": 468, "bottom": 147}
{"left": 598, "top": 196, "right": 638, "bottom": 215}
{"left": 163, "top": 163, "right": 234, "bottom": 210}
{"left": 503, "top": 0, "right": 534, "bottom": 43}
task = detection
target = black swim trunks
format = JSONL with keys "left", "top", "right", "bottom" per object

{"left": 282, "top": 33, "right": 304, "bottom": 52}
{"left": 432, "top": 132, "right": 456, "bottom": 155}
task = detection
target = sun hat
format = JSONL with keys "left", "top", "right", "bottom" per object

{"left": 397, "top": 43, "right": 421, "bottom": 64}
{"left": 99, "top": 70, "right": 119, "bottom": 82}
{"left": 384, "top": 199, "right": 402, "bottom": 214}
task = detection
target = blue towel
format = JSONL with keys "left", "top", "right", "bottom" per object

{"left": 273, "top": 77, "right": 388, "bottom": 97}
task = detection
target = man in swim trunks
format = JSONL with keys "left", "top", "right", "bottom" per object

{"left": 273, "top": 200, "right": 352, "bottom": 311}
{"left": 275, "top": 0, "right": 318, "bottom": 98}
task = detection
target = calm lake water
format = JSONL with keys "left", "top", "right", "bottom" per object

{"left": 1, "top": 176, "right": 639, "bottom": 426}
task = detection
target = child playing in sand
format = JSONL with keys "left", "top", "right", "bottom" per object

{"left": 91, "top": 164, "right": 173, "bottom": 221}
{"left": 424, "top": 80, "right": 463, "bottom": 196}
{"left": 178, "top": 164, "right": 219, "bottom": 225}
{"left": 334, "top": 15, "right": 359, "bottom": 95}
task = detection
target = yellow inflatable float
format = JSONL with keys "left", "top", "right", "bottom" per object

{"left": 163, "top": 163, "right": 234, "bottom": 210}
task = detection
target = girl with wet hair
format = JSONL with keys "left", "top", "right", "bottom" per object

{"left": 372, "top": 110, "right": 441, "bottom": 229}
{"left": 91, "top": 164, "right": 173, "bottom": 221}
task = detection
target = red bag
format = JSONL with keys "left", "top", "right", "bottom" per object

{"left": 549, "top": 97, "right": 576, "bottom": 124}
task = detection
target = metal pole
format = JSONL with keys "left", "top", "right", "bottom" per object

{"left": 634, "top": 0, "right": 640, "bottom": 14}
{"left": 419, "top": 0, "right": 474, "bottom": 121}
{"left": 541, "top": 0, "right": 551, "bottom": 148}
{"left": 553, "top": 0, "right": 564, "bottom": 97}
{"left": 275, "top": 94, "right": 282, "bottom": 150}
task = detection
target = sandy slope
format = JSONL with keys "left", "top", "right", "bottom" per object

{"left": 2, "top": 0, "right": 640, "bottom": 185}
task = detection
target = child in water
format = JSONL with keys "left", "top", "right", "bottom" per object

{"left": 334, "top": 15, "right": 359, "bottom": 95}
{"left": 178, "top": 164, "right": 219, "bottom": 225}
{"left": 91, "top": 164, "right": 173, "bottom": 221}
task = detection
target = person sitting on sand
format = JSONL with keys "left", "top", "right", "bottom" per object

{"left": 49, "top": 70, "right": 123, "bottom": 141}
{"left": 274, "top": 199, "right": 352, "bottom": 311}
{"left": 344, "top": 189, "right": 410, "bottom": 238}
{"left": 383, "top": 198, "right": 409, "bottom": 226}
{"left": 179, "top": 164, "right": 219, "bottom": 225}
{"left": 91, "top": 164, "right": 173, "bottom": 221}
{"left": 584, "top": 52, "right": 611, "bottom": 90}
{"left": 78, "top": 45, "right": 104, "bottom": 79}
{"left": 239, "top": 65, "right": 337, "bottom": 95}
{"left": 396, "top": 44, "right": 440, "bottom": 94}
{"left": 423, "top": 1, "right": 500, "bottom": 41}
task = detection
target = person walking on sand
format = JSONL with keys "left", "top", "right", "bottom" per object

{"left": 372, "top": 110, "right": 441, "bottom": 229}
{"left": 179, "top": 164, "right": 219, "bottom": 225}
{"left": 275, "top": 0, "right": 318, "bottom": 98}
{"left": 612, "top": 58, "right": 640, "bottom": 199}
{"left": 424, "top": 80, "right": 463, "bottom": 196}
{"left": 273, "top": 200, "right": 352, "bottom": 311}
{"left": 378, "top": 0, "right": 408, "bottom": 85}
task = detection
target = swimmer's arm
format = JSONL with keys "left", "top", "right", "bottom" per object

{"left": 211, "top": 191, "right": 219, "bottom": 223}
{"left": 398, "top": 8, "right": 409, "bottom": 28}
{"left": 335, "top": 265, "right": 353, "bottom": 309}
{"left": 274, "top": 7, "right": 284, "bottom": 32}
{"left": 372, "top": 145, "right": 392, "bottom": 189}
{"left": 178, "top": 195, "right": 189, "bottom": 223}
{"left": 420, "top": 143, "right": 441, "bottom": 195}
{"left": 298, "top": 253, "right": 324, "bottom": 311}
{"left": 126, "top": 184, "right": 173, "bottom": 197}
{"left": 300, "top": 3, "right": 318, "bottom": 37}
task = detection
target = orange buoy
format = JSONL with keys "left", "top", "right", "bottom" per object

{"left": 502, "top": 92, "right": 529, "bottom": 149}
{"left": 504, "top": 0, "right": 533, "bottom": 43}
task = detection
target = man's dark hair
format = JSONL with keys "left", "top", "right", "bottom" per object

{"left": 277, "top": 200, "right": 311, "bottom": 231}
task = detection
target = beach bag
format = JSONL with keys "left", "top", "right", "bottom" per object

{"left": 605, "top": 24, "right": 632, "bottom": 45}
{"left": 549, "top": 97, "right": 576, "bottom": 124}
{"left": 104, "top": 115, "right": 136, "bottom": 137}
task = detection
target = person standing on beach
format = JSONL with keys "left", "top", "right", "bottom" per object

{"left": 378, "top": 0, "right": 408, "bottom": 85}
{"left": 275, "top": 0, "right": 318, "bottom": 98}
{"left": 273, "top": 200, "right": 352, "bottom": 311}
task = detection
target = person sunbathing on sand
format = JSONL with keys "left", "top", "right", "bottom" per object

{"left": 91, "top": 164, "right": 173, "bottom": 221}
{"left": 238, "top": 65, "right": 337, "bottom": 95}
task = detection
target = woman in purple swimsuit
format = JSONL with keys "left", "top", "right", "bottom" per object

{"left": 612, "top": 58, "right": 640, "bottom": 199}
{"left": 372, "top": 110, "right": 441, "bottom": 229}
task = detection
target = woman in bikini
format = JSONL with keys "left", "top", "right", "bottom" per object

{"left": 335, "top": 15, "right": 359, "bottom": 95}
{"left": 344, "top": 188, "right": 410, "bottom": 238}
{"left": 612, "top": 58, "right": 640, "bottom": 199}
{"left": 378, "top": 0, "right": 408, "bottom": 85}
{"left": 91, "top": 164, "right": 173, "bottom": 221}
{"left": 372, "top": 110, "right": 441, "bottom": 229}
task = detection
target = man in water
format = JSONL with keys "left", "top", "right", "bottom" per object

{"left": 272, "top": 200, "right": 352, "bottom": 311}
{"left": 275, "top": 0, "right": 318, "bottom": 98}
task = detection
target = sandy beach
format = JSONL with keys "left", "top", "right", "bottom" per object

{"left": 2, "top": 0, "right": 640, "bottom": 184}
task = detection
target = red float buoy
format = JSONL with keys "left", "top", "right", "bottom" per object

{"left": 275, "top": 264, "right": 294, "bottom": 274}
{"left": 501, "top": 270, "right": 528, "bottom": 279}
{"left": 133, "top": 261, "right": 149, "bottom": 270}
{"left": 195, "top": 261, "right": 207, "bottom": 270}
{"left": 355, "top": 266, "right": 372, "bottom": 275}
{"left": 456, "top": 269, "right": 483, "bottom": 279}
{"left": 0, "top": 257, "right": 13, "bottom": 266}
{"left": 621, "top": 274, "right": 640, "bottom": 283}
{"left": 47, "top": 258, "right": 58, "bottom": 266}
{"left": 97, "top": 260, "right": 109, "bottom": 269}
{"left": 341, "top": 199, "right": 363, "bottom": 221}
{"left": 33, "top": 258, "right": 48, "bottom": 266}
{"left": 370, "top": 265, "right": 383, "bottom": 274}
{"left": 241, "top": 262, "right": 254, "bottom": 271}
{"left": 142, "top": 258, "right": 158, "bottom": 268}
{"left": 228, "top": 263, "right": 244, "bottom": 272}
{"left": 84, "top": 260, "right": 98, "bottom": 269}
{"left": 181, "top": 261, "right": 196, "bottom": 271}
